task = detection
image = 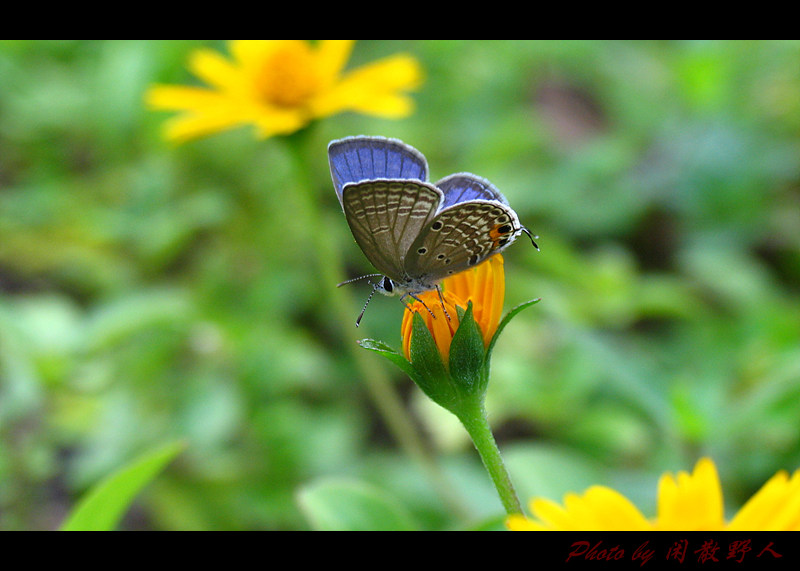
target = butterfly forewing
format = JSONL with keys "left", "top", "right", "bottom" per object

{"left": 405, "top": 200, "right": 522, "bottom": 281}
{"left": 342, "top": 179, "right": 443, "bottom": 281}
{"left": 329, "top": 136, "right": 429, "bottom": 206}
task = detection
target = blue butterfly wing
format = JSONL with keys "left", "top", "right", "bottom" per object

{"left": 328, "top": 136, "right": 429, "bottom": 206}
{"left": 435, "top": 173, "right": 510, "bottom": 209}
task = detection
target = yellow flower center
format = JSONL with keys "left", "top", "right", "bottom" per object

{"left": 256, "top": 43, "right": 320, "bottom": 108}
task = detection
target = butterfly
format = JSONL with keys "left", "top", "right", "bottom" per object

{"left": 328, "top": 136, "right": 537, "bottom": 326}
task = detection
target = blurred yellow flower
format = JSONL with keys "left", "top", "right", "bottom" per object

{"left": 507, "top": 458, "right": 800, "bottom": 531}
{"left": 146, "top": 40, "right": 423, "bottom": 142}
{"left": 401, "top": 255, "right": 505, "bottom": 364}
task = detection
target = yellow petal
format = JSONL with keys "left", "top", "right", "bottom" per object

{"left": 506, "top": 514, "right": 549, "bottom": 531}
{"left": 479, "top": 255, "right": 505, "bottom": 345}
{"left": 401, "top": 306, "right": 415, "bottom": 362}
{"left": 229, "top": 40, "right": 286, "bottom": 70}
{"left": 727, "top": 469, "right": 800, "bottom": 531}
{"left": 568, "top": 487, "right": 653, "bottom": 531}
{"left": 401, "top": 290, "right": 462, "bottom": 363}
{"left": 443, "top": 256, "right": 505, "bottom": 346}
{"left": 511, "top": 459, "right": 800, "bottom": 532}
{"left": 528, "top": 487, "right": 651, "bottom": 531}
{"left": 655, "top": 458, "right": 725, "bottom": 531}
{"left": 145, "top": 85, "right": 230, "bottom": 112}
{"left": 312, "top": 54, "right": 423, "bottom": 118}
{"left": 159, "top": 112, "right": 248, "bottom": 143}
{"left": 583, "top": 487, "right": 653, "bottom": 530}
{"left": 427, "top": 292, "right": 461, "bottom": 362}
{"left": 248, "top": 104, "right": 310, "bottom": 138}
{"left": 315, "top": 40, "right": 356, "bottom": 85}
{"left": 187, "top": 48, "right": 242, "bottom": 92}
{"left": 529, "top": 497, "right": 578, "bottom": 530}
{"left": 155, "top": 99, "right": 306, "bottom": 143}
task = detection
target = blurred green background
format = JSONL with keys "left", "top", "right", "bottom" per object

{"left": 1, "top": 40, "right": 799, "bottom": 531}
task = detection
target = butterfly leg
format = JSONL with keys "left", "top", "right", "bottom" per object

{"left": 401, "top": 293, "right": 437, "bottom": 320}
{"left": 435, "top": 284, "right": 452, "bottom": 321}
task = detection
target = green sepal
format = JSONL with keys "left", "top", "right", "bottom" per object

{"left": 409, "top": 311, "right": 458, "bottom": 411}
{"left": 357, "top": 338, "right": 435, "bottom": 403}
{"left": 357, "top": 339, "right": 416, "bottom": 379}
{"left": 448, "top": 302, "right": 488, "bottom": 399}
{"left": 358, "top": 324, "right": 457, "bottom": 413}
{"left": 486, "top": 298, "right": 541, "bottom": 361}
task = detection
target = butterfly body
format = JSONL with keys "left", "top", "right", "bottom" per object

{"left": 329, "top": 136, "right": 535, "bottom": 322}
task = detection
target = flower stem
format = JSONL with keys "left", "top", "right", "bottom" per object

{"left": 456, "top": 398, "right": 523, "bottom": 516}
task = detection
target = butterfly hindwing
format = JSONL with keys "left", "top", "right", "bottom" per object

{"left": 342, "top": 179, "right": 443, "bottom": 281}
{"left": 404, "top": 200, "right": 522, "bottom": 281}
{"left": 435, "top": 173, "right": 509, "bottom": 209}
{"left": 329, "top": 136, "right": 429, "bottom": 206}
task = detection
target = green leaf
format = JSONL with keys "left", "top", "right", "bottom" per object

{"left": 357, "top": 338, "right": 414, "bottom": 378}
{"left": 486, "top": 298, "right": 541, "bottom": 359}
{"left": 296, "top": 478, "right": 418, "bottom": 531}
{"left": 448, "top": 302, "right": 487, "bottom": 398}
{"left": 60, "top": 441, "right": 185, "bottom": 531}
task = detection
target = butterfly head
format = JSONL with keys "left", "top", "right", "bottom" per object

{"left": 373, "top": 276, "right": 434, "bottom": 298}
{"left": 338, "top": 273, "right": 438, "bottom": 327}
{"left": 374, "top": 275, "right": 397, "bottom": 296}
{"left": 338, "top": 274, "right": 403, "bottom": 327}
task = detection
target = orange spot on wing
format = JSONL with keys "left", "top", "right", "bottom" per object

{"left": 489, "top": 224, "right": 511, "bottom": 248}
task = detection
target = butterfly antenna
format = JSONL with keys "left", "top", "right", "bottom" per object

{"left": 355, "top": 283, "right": 380, "bottom": 328}
{"left": 337, "top": 274, "right": 383, "bottom": 288}
{"left": 522, "top": 226, "right": 540, "bottom": 251}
